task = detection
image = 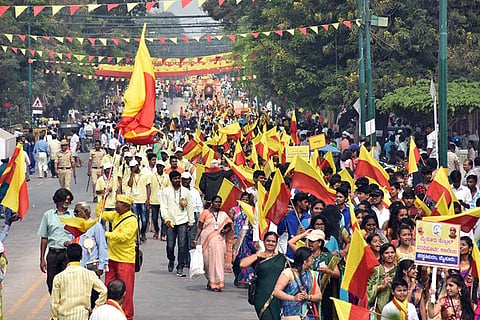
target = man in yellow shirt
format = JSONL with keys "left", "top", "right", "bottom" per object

{"left": 102, "top": 194, "right": 138, "bottom": 320}
{"left": 50, "top": 243, "right": 107, "bottom": 320}
{"left": 95, "top": 163, "right": 118, "bottom": 212}
{"left": 126, "top": 159, "right": 151, "bottom": 243}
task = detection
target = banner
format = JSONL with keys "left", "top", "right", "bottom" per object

{"left": 308, "top": 133, "right": 326, "bottom": 150}
{"left": 285, "top": 145, "right": 310, "bottom": 162}
{"left": 415, "top": 220, "right": 460, "bottom": 269}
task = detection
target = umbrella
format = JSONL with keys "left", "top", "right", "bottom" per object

{"left": 318, "top": 145, "right": 340, "bottom": 154}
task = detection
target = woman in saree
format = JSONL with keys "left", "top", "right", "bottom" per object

{"left": 274, "top": 247, "right": 322, "bottom": 320}
{"left": 288, "top": 229, "right": 340, "bottom": 320}
{"left": 193, "top": 195, "right": 234, "bottom": 292}
{"left": 241, "top": 232, "right": 287, "bottom": 320}
{"left": 231, "top": 192, "right": 256, "bottom": 288}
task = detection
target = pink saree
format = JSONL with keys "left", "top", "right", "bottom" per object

{"left": 199, "top": 209, "right": 234, "bottom": 290}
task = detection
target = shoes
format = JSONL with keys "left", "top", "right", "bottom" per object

{"left": 153, "top": 233, "right": 158, "bottom": 240}
{"left": 44, "top": 171, "right": 47, "bottom": 178}
{"left": 168, "top": 261, "right": 174, "bottom": 272}
{"left": 161, "top": 235, "right": 167, "bottom": 241}
{"left": 176, "top": 269, "right": 186, "bottom": 277}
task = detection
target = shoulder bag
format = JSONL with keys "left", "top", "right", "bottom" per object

{"left": 113, "top": 214, "right": 143, "bottom": 272}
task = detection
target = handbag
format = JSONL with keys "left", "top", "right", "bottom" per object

{"left": 189, "top": 245, "right": 205, "bottom": 279}
{"left": 248, "top": 275, "right": 257, "bottom": 305}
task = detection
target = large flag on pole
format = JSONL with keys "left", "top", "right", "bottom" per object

{"left": 426, "top": 167, "right": 457, "bottom": 204}
{"left": 0, "top": 143, "right": 29, "bottom": 218}
{"left": 116, "top": 23, "right": 159, "bottom": 145}
{"left": 341, "top": 228, "right": 379, "bottom": 297}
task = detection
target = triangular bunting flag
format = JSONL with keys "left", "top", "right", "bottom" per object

{"left": 343, "top": 21, "right": 352, "bottom": 29}
{"left": 14, "top": 6, "right": 28, "bottom": 18}
{"left": 193, "top": 36, "right": 200, "bottom": 42}
{"left": 163, "top": 1, "right": 175, "bottom": 11}
{"left": 88, "top": 38, "right": 95, "bottom": 46}
{"left": 74, "top": 54, "right": 85, "bottom": 61}
{"left": 112, "top": 38, "right": 119, "bottom": 46}
{"left": 146, "top": 2, "right": 156, "bottom": 12}
{"left": 332, "top": 22, "right": 340, "bottom": 29}
{"left": 107, "top": 4, "right": 120, "bottom": 11}
{"left": 76, "top": 37, "right": 84, "bottom": 44}
{"left": 54, "top": 37, "right": 64, "bottom": 43}
{"left": 321, "top": 24, "right": 329, "bottom": 31}
{"left": 298, "top": 27, "right": 307, "bottom": 35}
{"left": 274, "top": 30, "right": 283, "bottom": 37}
{"left": 219, "top": 0, "right": 225, "bottom": 5}
{"left": 0, "top": 6, "right": 9, "bottom": 17}
{"left": 19, "top": 48, "right": 25, "bottom": 55}
{"left": 182, "top": 0, "right": 192, "bottom": 8}
{"left": 4, "top": 34, "right": 12, "bottom": 43}
{"left": 37, "top": 50, "right": 42, "bottom": 57}
{"left": 286, "top": 29, "right": 295, "bottom": 35}
{"left": 169, "top": 38, "right": 177, "bottom": 44}
{"left": 29, "top": 49, "right": 35, "bottom": 56}
{"left": 198, "top": 0, "right": 207, "bottom": 6}
{"left": 205, "top": 35, "right": 212, "bottom": 42}
{"left": 70, "top": 5, "right": 82, "bottom": 15}
{"left": 227, "top": 34, "right": 235, "bottom": 42}
{"left": 146, "top": 38, "right": 154, "bottom": 43}
{"left": 55, "top": 52, "right": 62, "bottom": 59}
{"left": 99, "top": 38, "right": 107, "bottom": 46}
{"left": 123, "top": 38, "right": 130, "bottom": 43}
{"left": 251, "top": 32, "right": 259, "bottom": 38}
{"left": 215, "top": 35, "right": 223, "bottom": 40}
{"left": 309, "top": 26, "right": 318, "bottom": 34}
{"left": 87, "top": 4, "right": 101, "bottom": 12}
{"left": 34, "top": 6, "right": 45, "bottom": 17}
{"left": 65, "top": 53, "right": 71, "bottom": 60}
{"left": 262, "top": 31, "right": 271, "bottom": 36}
{"left": 30, "top": 35, "right": 38, "bottom": 41}
{"left": 51, "top": 5, "right": 63, "bottom": 16}
{"left": 356, "top": 19, "right": 361, "bottom": 26}
{"left": 1, "top": 46, "right": 6, "bottom": 52}
{"left": 127, "top": 3, "right": 138, "bottom": 12}
{"left": 66, "top": 37, "right": 73, "bottom": 42}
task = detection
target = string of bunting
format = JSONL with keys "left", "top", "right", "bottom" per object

{"left": 0, "top": 0, "right": 292, "bottom": 19}
{"left": 0, "top": 19, "right": 357, "bottom": 46}
{"left": 40, "top": 68, "right": 258, "bottom": 82}
{"left": 2, "top": 45, "right": 241, "bottom": 65}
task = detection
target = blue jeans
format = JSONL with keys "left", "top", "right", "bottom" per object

{"left": 132, "top": 203, "right": 147, "bottom": 235}
{"left": 166, "top": 223, "right": 188, "bottom": 270}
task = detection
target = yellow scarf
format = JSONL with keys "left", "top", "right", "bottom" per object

{"left": 392, "top": 297, "right": 408, "bottom": 320}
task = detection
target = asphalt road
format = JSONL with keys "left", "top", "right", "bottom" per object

{"left": 3, "top": 98, "right": 257, "bottom": 319}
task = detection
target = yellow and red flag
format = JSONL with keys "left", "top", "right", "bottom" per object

{"left": 349, "top": 200, "right": 359, "bottom": 232}
{"left": 233, "top": 140, "right": 246, "bottom": 165}
{"left": 320, "top": 150, "right": 336, "bottom": 173}
{"left": 429, "top": 192, "right": 454, "bottom": 216}
{"left": 264, "top": 169, "right": 291, "bottom": 224}
{"left": 355, "top": 145, "right": 391, "bottom": 191}
{"left": 332, "top": 298, "right": 370, "bottom": 320}
{"left": 217, "top": 178, "right": 243, "bottom": 213}
{"left": 471, "top": 240, "right": 480, "bottom": 278}
{"left": 238, "top": 200, "right": 255, "bottom": 225}
{"left": 218, "top": 122, "right": 241, "bottom": 140}
{"left": 0, "top": 143, "right": 29, "bottom": 218}
{"left": 341, "top": 228, "right": 379, "bottom": 298}
{"left": 414, "top": 196, "right": 432, "bottom": 216}
{"left": 290, "top": 110, "right": 300, "bottom": 145}
{"left": 257, "top": 183, "right": 269, "bottom": 239}
{"left": 426, "top": 167, "right": 457, "bottom": 204}
{"left": 406, "top": 136, "right": 421, "bottom": 175}
{"left": 224, "top": 157, "right": 254, "bottom": 189}
{"left": 59, "top": 217, "right": 99, "bottom": 238}
{"left": 423, "top": 207, "right": 480, "bottom": 233}
{"left": 286, "top": 156, "right": 336, "bottom": 204}
{"left": 183, "top": 139, "right": 202, "bottom": 161}
{"left": 117, "top": 23, "right": 159, "bottom": 145}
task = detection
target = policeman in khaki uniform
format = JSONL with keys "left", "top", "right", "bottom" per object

{"left": 55, "top": 139, "right": 76, "bottom": 189}
{"left": 88, "top": 140, "right": 106, "bottom": 203}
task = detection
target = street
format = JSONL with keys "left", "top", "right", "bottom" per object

{"left": 3, "top": 98, "right": 257, "bottom": 319}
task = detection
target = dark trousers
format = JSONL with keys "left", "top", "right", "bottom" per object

{"left": 132, "top": 203, "right": 147, "bottom": 235}
{"left": 49, "top": 160, "right": 57, "bottom": 177}
{"left": 166, "top": 222, "right": 188, "bottom": 270}
{"left": 46, "top": 249, "right": 68, "bottom": 294}
{"left": 151, "top": 205, "right": 167, "bottom": 236}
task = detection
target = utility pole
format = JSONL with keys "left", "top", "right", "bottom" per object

{"left": 357, "top": 0, "right": 366, "bottom": 137}
{"left": 27, "top": 7, "right": 33, "bottom": 125}
{"left": 364, "top": 0, "right": 376, "bottom": 145}
{"left": 438, "top": 0, "right": 448, "bottom": 167}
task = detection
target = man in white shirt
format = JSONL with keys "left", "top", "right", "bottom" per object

{"left": 89, "top": 279, "right": 126, "bottom": 320}
{"left": 181, "top": 172, "right": 203, "bottom": 264}
{"left": 70, "top": 130, "right": 82, "bottom": 167}
{"left": 370, "top": 188, "right": 390, "bottom": 230}
{"left": 450, "top": 170, "right": 471, "bottom": 210}
{"left": 161, "top": 171, "right": 194, "bottom": 277}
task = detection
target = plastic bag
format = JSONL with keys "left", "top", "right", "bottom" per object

{"left": 189, "top": 245, "right": 205, "bottom": 279}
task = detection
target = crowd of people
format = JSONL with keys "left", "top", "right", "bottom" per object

{"left": 3, "top": 78, "right": 480, "bottom": 320}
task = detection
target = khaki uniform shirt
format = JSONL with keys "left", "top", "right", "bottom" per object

{"left": 56, "top": 150, "right": 73, "bottom": 168}
{"left": 89, "top": 149, "right": 106, "bottom": 169}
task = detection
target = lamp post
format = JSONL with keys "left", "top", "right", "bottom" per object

{"left": 438, "top": 0, "right": 448, "bottom": 167}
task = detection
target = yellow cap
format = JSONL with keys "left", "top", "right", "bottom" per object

{"left": 116, "top": 194, "right": 133, "bottom": 205}
{"left": 61, "top": 139, "right": 68, "bottom": 145}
